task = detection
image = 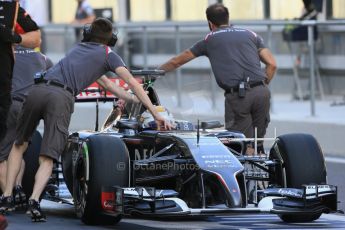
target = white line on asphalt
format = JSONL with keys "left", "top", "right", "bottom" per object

{"left": 325, "top": 156, "right": 345, "bottom": 164}
{"left": 320, "top": 214, "right": 345, "bottom": 221}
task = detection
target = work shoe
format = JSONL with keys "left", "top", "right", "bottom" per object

{"left": 13, "top": 185, "right": 27, "bottom": 210}
{"left": 27, "top": 199, "right": 46, "bottom": 222}
{"left": 0, "top": 195, "right": 15, "bottom": 214}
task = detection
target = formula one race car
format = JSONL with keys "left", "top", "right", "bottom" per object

{"left": 24, "top": 70, "right": 338, "bottom": 225}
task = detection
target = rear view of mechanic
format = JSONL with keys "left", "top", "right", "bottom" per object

{"left": 0, "top": 45, "right": 53, "bottom": 210}
{"left": 0, "top": 17, "right": 172, "bottom": 222}
{"left": 0, "top": 5, "right": 41, "bottom": 143}
{"left": 159, "top": 3, "right": 277, "bottom": 153}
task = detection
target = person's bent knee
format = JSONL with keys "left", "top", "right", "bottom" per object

{"left": 9, "top": 142, "right": 29, "bottom": 155}
{"left": 38, "top": 155, "right": 54, "bottom": 165}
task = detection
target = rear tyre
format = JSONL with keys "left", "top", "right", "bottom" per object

{"left": 270, "top": 133, "right": 326, "bottom": 222}
{"left": 73, "top": 134, "right": 129, "bottom": 225}
{"left": 22, "top": 130, "right": 42, "bottom": 198}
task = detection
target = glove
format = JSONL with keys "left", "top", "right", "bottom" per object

{"left": 0, "top": 24, "right": 22, "bottom": 43}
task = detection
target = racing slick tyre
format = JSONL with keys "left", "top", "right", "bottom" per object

{"left": 270, "top": 133, "right": 326, "bottom": 222}
{"left": 73, "top": 134, "right": 129, "bottom": 225}
{"left": 61, "top": 135, "right": 77, "bottom": 194}
{"left": 22, "top": 130, "right": 42, "bottom": 199}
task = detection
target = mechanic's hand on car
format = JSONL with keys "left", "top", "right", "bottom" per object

{"left": 116, "top": 99, "right": 126, "bottom": 112}
{"left": 0, "top": 24, "right": 22, "bottom": 43}
{"left": 154, "top": 115, "right": 173, "bottom": 131}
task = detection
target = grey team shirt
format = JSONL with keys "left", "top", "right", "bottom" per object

{"left": 190, "top": 26, "right": 267, "bottom": 90}
{"left": 12, "top": 46, "right": 53, "bottom": 99}
{"left": 44, "top": 42, "right": 125, "bottom": 94}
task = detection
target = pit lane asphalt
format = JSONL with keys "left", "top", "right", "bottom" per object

{"left": 5, "top": 205, "right": 345, "bottom": 229}
{"left": 5, "top": 158, "right": 345, "bottom": 230}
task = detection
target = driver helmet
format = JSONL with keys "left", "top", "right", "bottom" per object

{"left": 140, "top": 105, "right": 174, "bottom": 129}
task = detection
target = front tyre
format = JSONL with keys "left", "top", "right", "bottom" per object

{"left": 73, "top": 134, "right": 129, "bottom": 225}
{"left": 270, "top": 133, "right": 326, "bottom": 222}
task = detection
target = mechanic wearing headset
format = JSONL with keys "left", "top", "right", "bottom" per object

{"left": 0, "top": 5, "right": 41, "bottom": 143}
{"left": 158, "top": 3, "right": 277, "bottom": 154}
{"left": 0, "top": 45, "right": 53, "bottom": 211}
{"left": 0, "top": 17, "right": 172, "bottom": 222}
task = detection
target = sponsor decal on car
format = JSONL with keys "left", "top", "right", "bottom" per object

{"left": 76, "top": 78, "right": 143, "bottom": 100}
{"left": 101, "top": 191, "right": 115, "bottom": 211}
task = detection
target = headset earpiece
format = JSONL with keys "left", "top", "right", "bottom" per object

{"left": 107, "top": 32, "right": 118, "bottom": 47}
{"left": 81, "top": 18, "right": 117, "bottom": 46}
{"left": 81, "top": 24, "right": 92, "bottom": 42}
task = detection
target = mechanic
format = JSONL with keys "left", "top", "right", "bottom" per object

{"left": 0, "top": 17, "right": 172, "bottom": 222}
{"left": 158, "top": 3, "right": 277, "bottom": 153}
{"left": 0, "top": 5, "right": 41, "bottom": 143}
{"left": 0, "top": 45, "right": 53, "bottom": 211}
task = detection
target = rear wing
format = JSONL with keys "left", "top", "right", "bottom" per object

{"left": 75, "top": 70, "right": 164, "bottom": 103}
{"left": 75, "top": 78, "right": 139, "bottom": 103}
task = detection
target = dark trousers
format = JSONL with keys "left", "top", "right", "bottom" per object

{"left": 0, "top": 43, "right": 14, "bottom": 141}
{"left": 224, "top": 85, "right": 271, "bottom": 145}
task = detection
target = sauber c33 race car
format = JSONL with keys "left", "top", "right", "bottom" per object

{"left": 25, "top": 70, "right": 338, "bottom": 225}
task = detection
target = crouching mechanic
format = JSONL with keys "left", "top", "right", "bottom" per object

{"left": 0, "top": 45, "right": 53, "bottom": 210}
{"left": 0, "top": 17, "right": 172, "bottom": 222}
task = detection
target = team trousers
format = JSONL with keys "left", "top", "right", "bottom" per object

{"left": 224, "top": 84, "right": 271, "bottom": 146}
{"left": 0, "top": 43, "right": 14, "bottom": 142}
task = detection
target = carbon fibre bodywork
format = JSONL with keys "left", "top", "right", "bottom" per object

{"left": 56, "top": 70, "right": 339, "bottom": 224}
